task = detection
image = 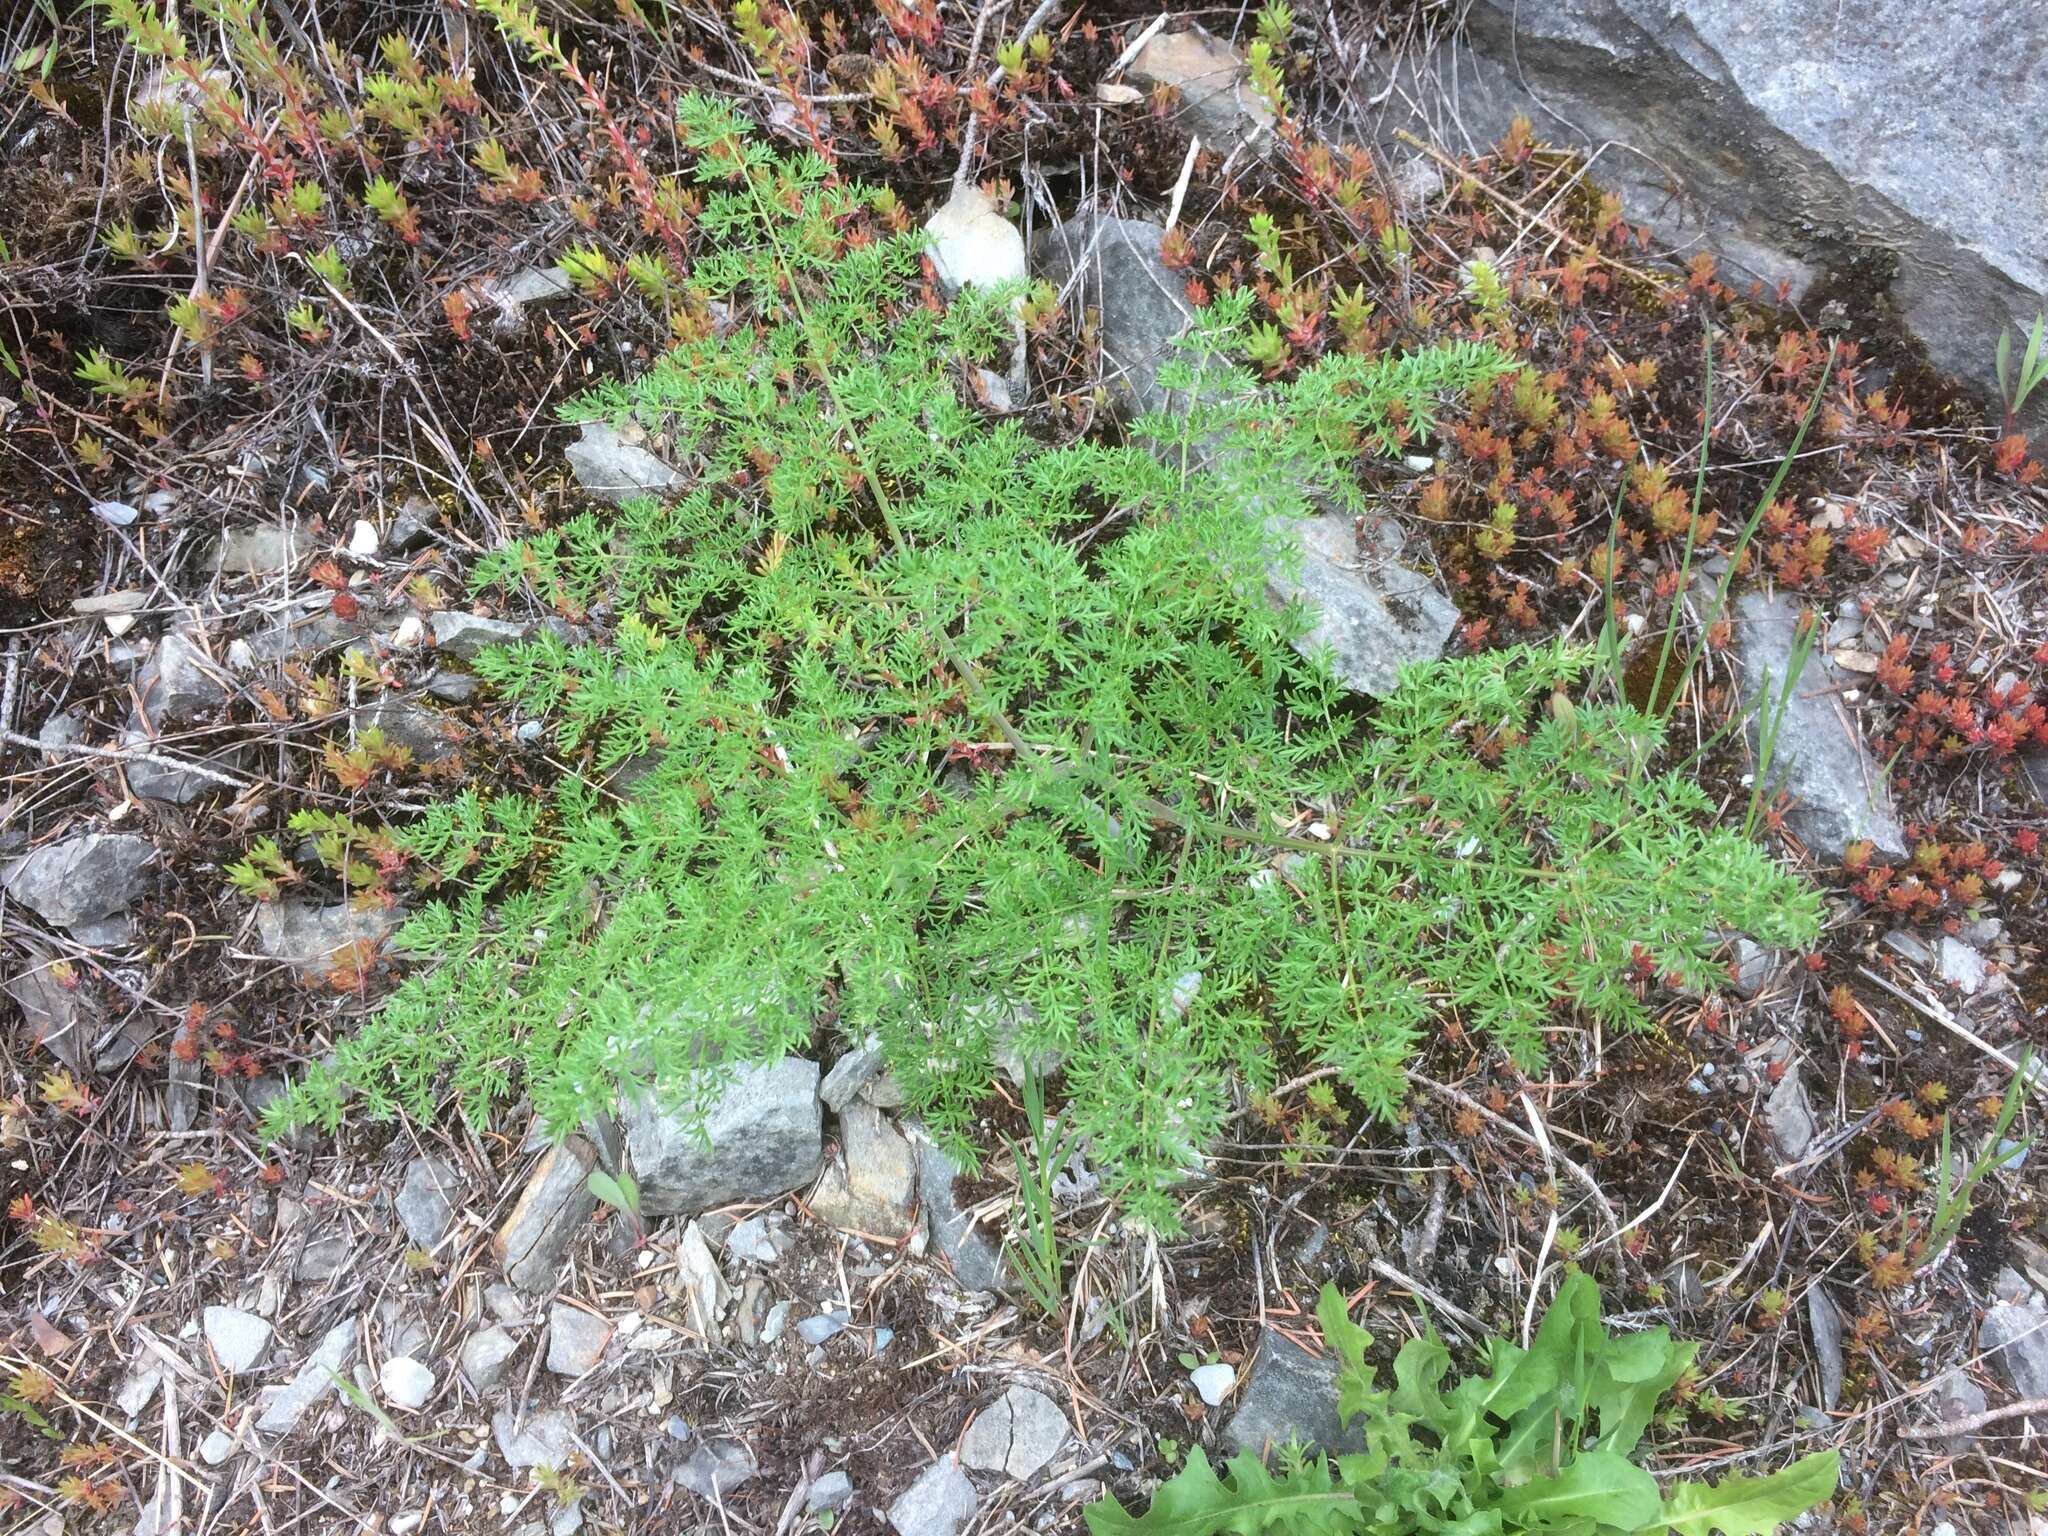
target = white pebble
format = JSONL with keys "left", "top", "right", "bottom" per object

{"left": 379, "top": 1356, "right": 435, "bottom": 1411}
{"left": 1190, "top": 1362, "right": 1237, "bottom": 1406}
{"left": 348, "top": 519, "right": 381, "bottom": 557}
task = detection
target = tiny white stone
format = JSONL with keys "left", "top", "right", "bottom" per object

{"left": 392, "top": 615, "right": 426, "bottom": 648}
{"left": 226, "top": 638, "right": 256, "bottom": 671}
{"left": 348, "top": 519, "right": 380, "bottom": 557}
{"left": 379, "top": 1356, "right": 435, "bottom": 1411}
{"left": 1190, "top": 1362, "right": 1236, "bottom": 1406}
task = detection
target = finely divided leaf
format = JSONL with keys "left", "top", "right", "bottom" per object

{"left": 1651, "top": 1451, "right": 1840, "bottom": 1536}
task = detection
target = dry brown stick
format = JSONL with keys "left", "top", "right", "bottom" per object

{"left": 1896, "top": 1397, "right": 2048, "bottom": 1441}
{"left": 1392, "top": 129, "right": 1670, "bottom": 289}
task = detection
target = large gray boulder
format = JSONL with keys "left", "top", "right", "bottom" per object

{"left": 621, "top": 1057, "right": 823, "bottom": 1217}
{"left": 1375, "top": 0, "right": 2047, "bottom": 440}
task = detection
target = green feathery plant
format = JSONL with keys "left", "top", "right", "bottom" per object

{"left": 1085, "top": 1276, "right": 1839, "bottom": 1535}
{"left": 258, "top": 97, "right": 1819, "bottom": 1226}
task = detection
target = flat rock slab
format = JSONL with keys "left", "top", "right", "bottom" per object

{"left": 1981, "top": 1285, "right": 2048, "bottom": 1400}
{"left": 1129, "top": 26, "right": 1274, "bottom": 153}
{"left": 495, "top": 1136, "right": 599, "bottom": 1293}
{"left": 913, "top": 1134, "right": 1008, "bottom": 1294}
{"left": 1733, "top": 592, "right": 1905, "bottom": 860}
{"left": 1417, "top": 0, "right": 2048, "bottom": 443}
{"left": 255, "top": 901, "right": 401, "bottom": 980}
{"left": 493, "top": 1406, "right": 579, "bottom": 1470}
{"left": 429, "top": 610, "right": 530, "bottom": 660}
{"left": 1271, "top": 513, "right": 1458, "bottom": 699}
{"left": 546, "top": 1303, "right": 611, "bottom": 1376}
{"left": 461, "top": 1325, "right": 522, "bottom": 1392}
{"left": 564, "top": 422, "right": 686, "bottom": 505}
{"left": 1034, "top": 213, "right": 1190, "bottom": 419}
{"left": 136, "top": 629, "right": 227, "bottom": 726}
{"left": 256, "top": 1318, "right": 357, "bottom": 1436}
{"left": 395, "top": 1155, "right": 462, "bottom": 1248}
{"left": 1223, "top": 1326, "right": 1365, "bottom": 1458}
{"left": 959, "top": 1384, "right": 1068, "bottom": 1481}
{"left": 3, "top": 833, "right": 154, "bottom": 931}
{"left": 202, "top": 1306, "right": 273, "bottom": 1375}
{"left": 886, "top": 1456, "right": 978, "bottom": 1536}
{"left": 622, "top": 1058, "right": 822, "bottom": 1218}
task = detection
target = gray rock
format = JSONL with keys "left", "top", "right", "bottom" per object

{"left": 430, "top": 610, "right": 529, "bottom": 661}
{"left": 255, "top": 1317, "right": 358, "bottom": 1435}
{"left": 676, "top": 1221, "right": 731, "bottom": 1341}
{"left": 485, "top": 1282, "right": 529, "bottom": 1324}
{"left": 203, "top": 1306, "right": 273, "bottom": 1375}
{"left": 1728, "top": 937, "right": 1778, "bottom": 998}
{"left": 1919, "top": 1370, "right": 1986, "bottom": 1454}
{"left": 494, "top": 1137, "right": 599, "bottom": 1293}
{"left": 820, "top": 1041, "right": 887, "bottom": 1112}
{"left": 546, "top": 1303, "right": 611, "bottom": 1376}
{"left": 1936, "top": 937, "right": 1988, "bottom": 996}
{"left": 887, "top": 1456, "right": 978, "bottom": 1536}
{"left": 808, "top": 1101, "right": 918, "bottom": 1239}
{"left": 1763, "top": 1060, "right": 1818, "bottom": 1163}
{"left": 1269, "top": 513, "right": 1459, "bottom": 699}
{"left": 135, "top": 629, "right": 227, "bottom": 726}
{"left": 493, "top": 1406, "right": 579, "bottom": 1470}
{"left": 923, "top": 185, "right": 1026, "bottom": 296}
{"left": 425, "top": 670, "right": 480, "bottom": 704}
{"left": 2, "top": 833, "right": 153, "bottom": 931}
{"left": 217, "top": 523, "right": 306, "bottom": 575}
{"left": 117, "top": 724, "right": 247, "bottom": 805}
{"left": 36, "top": 710, "right": 85, "bottom": 761}
{"left": 959, "top": 1384, "right": 1068, "bottom": 1481}
{"left": 1035, "top": 213, "right": 1191, "bottom": 419}
{"left": 460, "top": 1325, "right": 521, "bottom": 1392}
{"left": 379, "top": 1356, "right": 435, "bottom": 1410}
{"left": 1884, "top": 929, "right": 1934, "bottom": 967}
{"left": 808, "top": 1470, "right": 855, "bottom": 1514}
{"left": 1981, "top": 1290, "right": 2048, "bottom": 1400}
{"left": 353, "top": 698, "right": 463, "bottom": 765}
{"left": 1733, "top": 593, "right": 1905, "bottom": 860}
{"left": 797, "top": 1309, "right": 849, "bottom": 1346}
{"left": 294, "top": 1234, "right": 351, "bottom": 1281}
{"left": 564, "top": 422, "right": 686, "bottom": 504}
{"left": 1397, "top": 0, "right": 2048, "bottom": 444}
{"left": 396, "top": 1155, "right": 461, "bottom": 1248}
{"left": 4, "top": 947, "right": 88, "bottom": 1070}
{"left": 1223, "top": 1327, "right": 1364, "bottom": 1458}
{"left": 239, "top": 594, "right": 387, "bottom": 664}
{"left": 622, "top": 1057, "right": 822, "bottom": 1217}
{"left": 255, "top": 901, "right": 401, "bottom": 981}
{"left": 2022, "top": 747, "right": 2048, "bottom": 804}
{"left": 199, "top": 1429, "right": 237, "bottom": 1465}
{"left": 1129, "top": 26, "right": 1275, "bottom": 154}
{"left": 914, "top": 1134, "right": 1008, "bottom": 1293}
{"left": 485, "top": 265, "right": 574, "bottom": 310}
{"left": 674, "top": 1439, "right": 757, "bottom": 1500}
{"left": 724, "top": 1212, "right": 794, "bottom": 1265}
{"left": 387, "top": 496, "right": 441, "bottom": 552}
{"left": 1806, "top": 1285, "right": 1844, "bottom": 1411}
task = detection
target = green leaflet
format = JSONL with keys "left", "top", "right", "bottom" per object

{"left": 1084, "top": 1448, "right": 1360, "bottom": 1536}
{"left": 1650, "top": 1454, "right": 1842, "bottom": 1536}
{"left": 1088, "top": 1282, "right": 1837, "bottom": 1536}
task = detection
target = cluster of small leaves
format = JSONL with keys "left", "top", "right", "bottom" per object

{"left": 259, "top": 101, "right": 1819, "bottom": 1224}
{"left": 1087, "top": 1276, "right": 1840, "bottom": 1535}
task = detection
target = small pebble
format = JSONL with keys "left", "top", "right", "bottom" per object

{"left": 1190, "top": 1362, "right": 1237, "bottom": 1406}
{"left": 380, "top": 1356, "right": 435, "bottom": 1411}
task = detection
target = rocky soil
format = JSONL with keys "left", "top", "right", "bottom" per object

{"left": 2, "top": 3, "right": 2045, "bottom": 1534}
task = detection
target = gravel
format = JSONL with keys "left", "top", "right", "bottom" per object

{"left": 203, "top": 1306, "right": 273, "bottom": 1376}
